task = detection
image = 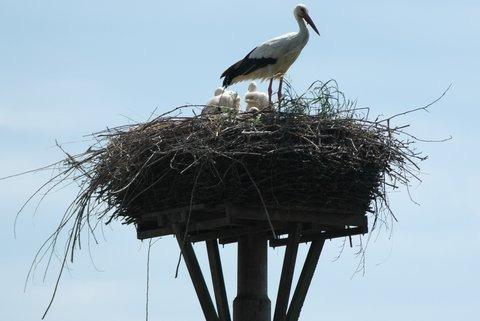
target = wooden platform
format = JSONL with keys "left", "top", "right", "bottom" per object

{"left": 136, "top": 203, "right": 368, "bottom": 245}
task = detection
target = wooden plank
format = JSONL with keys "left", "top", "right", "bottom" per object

{"left": 138, "top": 217, "right": 243, "bottom": 240}
{"left": 190, "top": 225, "right": 273, "bottom": 243}
{"left": 273, "top": 224, "right": 302, "bottom": 321}
{"left": 226, "top": 205, "right": 364, "bottom": 227}
{"left": 269, "top": 225, "right": 367, "bottom": 247}
{"left": 173, "top": 224, "right": 219, "bottom": 321}
{"left": 194, "top": 217, "right": 235, "bottom": 231}
{"left": 218, "top": 223, "right": 291, "bottom": 245}
{"left": 206, "top": 240, "right": 231, "bottom": 321}
{"left": 153, "top": 204, "right": 208, "bottom": 217}
{"left": 285, "top": 239, "right": 325, "bottom": 321}
{"left": 137, "top": 226, "right": 172, "bottom": 240}
{"left": 140, "top": 204, "right": 226, "bottom": 222}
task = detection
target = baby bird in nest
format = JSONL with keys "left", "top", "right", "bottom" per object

{"left": 245, "top": 82, "right": 271, "bottom": 113}
{"left": 202, "top": 88, "right": 241, "bottom": 116}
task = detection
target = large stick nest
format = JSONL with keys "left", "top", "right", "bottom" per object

{"left": 56, "top": 80, "right": 424, "bottom": 229}
{"left": 100, "top": 109, "right": 388, "bottom": 224}
{"left": 14, "top": 80, "right": 432, "bottom": 273}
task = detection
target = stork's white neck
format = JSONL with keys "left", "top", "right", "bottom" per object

{"left": 295, "top": 14, "right": 309, "bottom": 40}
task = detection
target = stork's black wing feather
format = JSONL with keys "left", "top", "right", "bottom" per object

{"left": 220, "top": 47, "right": 277, "bottom": 87}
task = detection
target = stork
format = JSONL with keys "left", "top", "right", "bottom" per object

{"left": 220, "top": 4, "right": 320, "bottom": 103}
{"left": 245, "top": 82, "right": 270, "bottom": 112}
{"left": 202, "top": 88, "right": 240, "bottom": 116}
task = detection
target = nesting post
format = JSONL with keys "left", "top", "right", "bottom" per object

{"left": 234, "top": 235, "right": 270, "bottom": 321}
{"left": 136, "top": 204, "right": 368, "bottom": 321}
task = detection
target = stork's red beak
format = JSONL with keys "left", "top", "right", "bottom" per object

{"left": 304, "top": 13, "right": 320, "bottom": 36}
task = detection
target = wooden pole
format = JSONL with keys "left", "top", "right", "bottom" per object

{"left": 286, "top": 239, "right": 325, "bottom": 321}
{"left": 233, "top": 235, "right": 271, "bottom": 321}
{"left": 273, "top": 224, "right": 302, "bottom": 321}
{"left": 206, "top": 239, "right": 232, "bottom": 321}
{"left": 173, "top": 224, "right": 219, "bottom": 321}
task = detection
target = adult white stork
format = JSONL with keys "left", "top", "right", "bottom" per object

{"left": 220, "top": 4, "right": 320, "bottom": 103}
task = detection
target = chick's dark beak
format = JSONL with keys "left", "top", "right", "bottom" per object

{"left": 304, "top": 13, "right": 320, "bottom": 36}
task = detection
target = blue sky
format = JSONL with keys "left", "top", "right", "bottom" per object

{"left": 1, "top": 0, "right": 478, "bottom": 320}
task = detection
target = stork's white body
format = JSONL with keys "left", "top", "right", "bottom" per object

{"left": 229, "top": 30, "right": 309, "bottom": 84}
{"left": 220, "top": 5, "right": 319, "bottom": 102}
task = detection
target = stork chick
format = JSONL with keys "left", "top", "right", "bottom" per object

{"left": 245, "top": 82, "right": 270, "bottom": 112}
{"left": 202, "top": 88, "right": 240, "bottom": 116}
{"left": 221, "top": 4, "right": 320, "bottom": 103}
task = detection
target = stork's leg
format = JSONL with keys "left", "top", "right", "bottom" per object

{"left": 268, "top": 78, "right": 273, "bottom": 104}
{"left": 278, "top": 77, "right": 284, "bottom": 103}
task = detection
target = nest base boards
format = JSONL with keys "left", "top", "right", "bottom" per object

{"left": 136, "top": 204, "right": 368, "bottom": 321}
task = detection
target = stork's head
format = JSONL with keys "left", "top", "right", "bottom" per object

{"left": 294, "top": 4, "right": 320, "bottom": 36}
{"left": 248, "top": 82, "right": 257, "bottom": 92}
